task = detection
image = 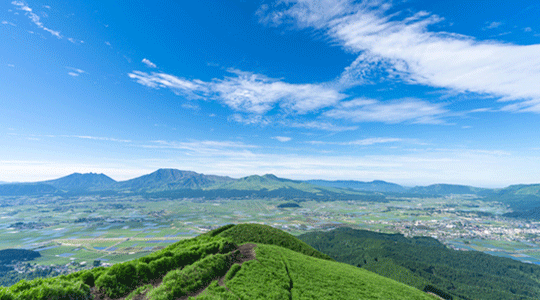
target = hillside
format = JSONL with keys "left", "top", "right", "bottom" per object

{"left": 117, "top": 169, "right": 234, "bottom": 192}
{"left": 486, "top": 184, "right": 540, "bottom": 211}
{"left": 408, "top": 184, "right": 493, "bottom": 196}
{"left": 307, "top": 179, "right": 407, "bottom": 193}
{"left": 0, "top": 224, "right": 436, "bottom": 300}
{"left": 42, "top": 173, "right": 116, "bottom": 191}
{"left": 0, "top": 183, "right": 59, "bottom": 196}
{"left": 299, "top": 227, "right": 540, "bottom": 300}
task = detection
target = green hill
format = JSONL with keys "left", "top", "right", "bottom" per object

{"left": 0, "top": 224, "right": 436, "bottom": 300}
{"left": 299, "top": 227, "right": 540, "bottom": 300}
{"left": 486, "top": 184, "right": 540, "bottom": 211}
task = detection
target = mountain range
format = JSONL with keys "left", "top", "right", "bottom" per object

{"left": 2, "top": 168, "right": 540, "bottom": 212}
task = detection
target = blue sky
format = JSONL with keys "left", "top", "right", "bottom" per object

{"left": 2, "top": 0, "right": 540, "bottom": 187}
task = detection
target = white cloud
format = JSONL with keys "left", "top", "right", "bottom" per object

{"left": 129, "top": 69, "right": 345, "bottom": 115}
{"left": 261, "top": 0, "right": 540, "bottom": 112}
{"left": 307, "top": 137, "right": 405, "bottom": 146}
{"left": 142, "top": 58, "right": 157, "bottom": 68}
{"left": 524, "top": 27, "right": 532, "bottom": 32}
{"left": 128, "top": 71, "right": 207, "bottom": 99}
{"left": 67, "top": 37, "right": 84, "bottom": 44}
{"left": 2, "top": 20, "right": 17, "bottom": 26}
{"left": 181, "top": 102, "right": 200, "bottom": 110}
{"left": 288, "top": 120, "right": 358, "bottom": 131}
{"left": 7, "top": 64, "right": 15, "bottom": 68}
{"left": 346, "top": 137, "right": 402, "bottom": 145}
{"left": 69, "top": 135, "right": 131, "bottom": 143}
{"left": 12, "top": 0, "right": 62, "bottom": 38}
{"left": 273, "top": 136, "right": 292, "bottom": 142}
{"left": 213, "top": 69, "right": 345, "bottom": 114}
{"left": 228, "top": 114, "right": 271, "bottom": 125}
{"left": 325, "top": 98, "right": 447, "bottom": 124}
{"left": 66, "top": 67, "right": 86, "bottom": 77}
{"left": 484, "top": 21, "right": 502, "bottom": 30}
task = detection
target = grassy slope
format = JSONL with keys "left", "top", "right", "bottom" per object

{"left": 300, "top": 227, "right": 540, "bottom": 300}
{"left": 216, "top": 223, "right": 332, "bottom": 260}
{"left": 199, "top": 244, "right": 436, "bottom": 300}
{"left": 0, "top": 224, "right": 436, "bottom": 300}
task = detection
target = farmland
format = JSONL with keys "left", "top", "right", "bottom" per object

{"left": 1, "top": 194, "right": 540, "bottom": 280}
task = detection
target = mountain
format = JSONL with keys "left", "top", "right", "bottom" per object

{"left": 42, "top": 172, "right": 116, "bottom": 191}
{"left": 486, "top": 184, "right": 540, "bottom": 211}
{"left": 0, "top": 224, "right": 436, "bottom": 300}
{"left": 408, "top": 184, "right": 494, "bottom": 196}
{"left": 307, "top": 179, "right": 407, "bottom": 193}
{"left": 299, "top": 227, "right": 540, "bottom": 300}
{"left": 216, "top": 174, "right": 330, "bottom": 193}
{"left": 116, "top": 168, "right": 234, "bottom": 192}
{"left": 0, "top": 183, "right": 59, "bottom": 196}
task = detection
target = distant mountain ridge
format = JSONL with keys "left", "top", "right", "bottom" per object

{"left": 42, "top": 172, "right": 116, "bottom": 191}
{"left": 408, "top": 184, "right": 494, "bottom": 196}
{"left": 117, "top": 168, "right": 234, "bottom": 192}
{"left": 307, "top": 179, "right": 407, "bottom": 193}
{"left": 2, "top": 169, "right": 540, "bottom": 208}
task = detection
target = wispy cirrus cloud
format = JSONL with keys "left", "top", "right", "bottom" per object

{"left": 273, "top": 136, "right": 292, "bottom": 142}
{"left": 142, "top": 58, "right": 157, "bottom": 68}
{"left": 307, "top": 137, "right": 404, "bottom": 146}
{"left": 260, "top": 0, "right": 540, "bottom": 112}
{"left": 483, "top": 21, "right": 503, "bottom": 30}
{"left": 288, "top": 120, "right": 358, "bottom": 132}
{"left": 128, "top": 71, "right": 208, "bottom": 99}
{"left": 2, "top": 20, "right": 17, "bottom": 26}
{"left": 325, "top": 98, "right": 447, "bottom": 124}
{"left": 66, "top": 67, "right": 86, "bottom": 77}
{"left": 11, "top": 1, "right": 61, "bottom": 38}
{"left": 128, "top": 69, "right": 346, "bottom": 115}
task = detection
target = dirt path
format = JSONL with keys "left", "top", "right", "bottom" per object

{"left": 178, "top": 243, "right": 257, "bottom": 300}
{"left": 90, "top": 243, "right": 257, "bottom": 300}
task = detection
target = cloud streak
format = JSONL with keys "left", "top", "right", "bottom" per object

{"left": 260, "top": 0, "right": 540, "bottom": 112}
{"left": 325, "top": 98, "right": 447, "bottom": 124}
{"left": 142, "top": 58, "right": 157, "bottom": 68}
{"left": 128, "top": 69, "right": 346, "bottom": 115}
{"left": 12, "top": 1, "right": 62, "bottom": 38}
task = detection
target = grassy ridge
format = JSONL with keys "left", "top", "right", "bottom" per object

{"left": 196, "top": 244, "right": 436, "bottom": 300}
{"left": 216, "top": 223, "right": 332, "bottom": 260}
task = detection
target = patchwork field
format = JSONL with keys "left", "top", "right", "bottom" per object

{"left": 1, "top": 194, "right": 539, "bottom": 270}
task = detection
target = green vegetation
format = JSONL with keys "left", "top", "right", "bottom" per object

{"left": 0, "top": 224, "right": 437, "bottom": 299}
{"left": 0, "top": 249, "right": 40, "bottom": 264}
{"left": 300, "top": 227, "right": 540, "bottom": 300}
{"left": 216, "top": 223, "right": 332, "bottom": 260}
{"left": 206, "top": 244, "right": 435, "bottom": 299}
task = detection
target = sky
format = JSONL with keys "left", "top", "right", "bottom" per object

{"left": 1, "top": 0, "right": 540, "bottom": 187}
